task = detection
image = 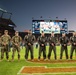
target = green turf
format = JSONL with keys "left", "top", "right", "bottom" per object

{"left": 0, "top": 46, "right": 76, "bottom": 75}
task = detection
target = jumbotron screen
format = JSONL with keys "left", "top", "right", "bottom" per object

{"left": 32, "top": 20, "right": 68, "bottom": 34}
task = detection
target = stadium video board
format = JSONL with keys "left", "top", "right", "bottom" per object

{"left": 32, "top": 20, "right": 68, "bottom": 34}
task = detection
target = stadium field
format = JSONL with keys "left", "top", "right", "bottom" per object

{"left": 0, "top": 46, "right": 76, "bottom": 75}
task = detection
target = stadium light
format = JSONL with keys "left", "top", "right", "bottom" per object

{"left": 40, "top": 16, "right": 42, "bottom": 18}
{"left": 49, "top": 17, "right": 51, "bottom": 20}
{"left": 56, "top": 17, "right": 58, "bottom": 19}
{"left": 64, "top": 18, "right": 66, "bottom": 20}
{"left": 32, "top": 17, "right": 34, "bottom": 20}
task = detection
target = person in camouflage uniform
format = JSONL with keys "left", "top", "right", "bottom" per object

{"left": 24, "top": 30, "right": 36, "bottom": 61}
{"left": 59, "top": 33, "right": 69, "bottom": 59}
{"left": 0, "top": 30, "right": 11, "bottom": 61}
{"left": 12, "top": 31, "right": 22, "bottom": 61}
{"left": 48, "top": 32, "right": 57, "bottom": 60}
{"left": 38, "top": 31, "right": 47, "bottom": 61}
{"left": 70, "top": 32, "right": 76, "bottom": 59}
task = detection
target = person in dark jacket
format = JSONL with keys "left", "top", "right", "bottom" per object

{"left": 24, "top": 30, "right": 36, "bottom": 61}
{"left": 70, "top": 32, "right": 76, "bottom": 59}
{"left": 59, "top": 33, "right": 69, "bottom": 59}
{"left": 38, "top": 31, "right": 47, "bottom": 61}
{"left": 48, "top": 31, "right": 57, "bottom": 60}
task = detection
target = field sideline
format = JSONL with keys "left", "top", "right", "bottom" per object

{"left": 0, "top": 46, "right": 76, "bottom": 75}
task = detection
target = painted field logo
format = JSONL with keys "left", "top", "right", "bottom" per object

{"left": 18, "top": 66, "right": 76, "bottom": 75}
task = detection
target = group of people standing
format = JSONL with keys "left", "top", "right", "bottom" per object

{"left": 37, "top": 31, "right": 76, "bottom": 61}
{"left": 0, "top": 30, "right": 76, "bottom": 62}
{"left": 0, "top": 30, "right": 22, "bottom": 61}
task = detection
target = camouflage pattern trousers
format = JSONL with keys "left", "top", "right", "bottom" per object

{"left": 12, "top": 45, "right": 20, "bottom": 60}
{"left": 1, "top": 45, "right": 9, "bottom": 60}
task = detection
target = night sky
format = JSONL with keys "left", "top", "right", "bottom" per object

{"left": 0, "top": 0, "right": 76, "bottom": 32}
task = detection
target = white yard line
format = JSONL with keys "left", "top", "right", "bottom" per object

{"left": 17, "top": 66, "right": 25, "bottom": 74}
